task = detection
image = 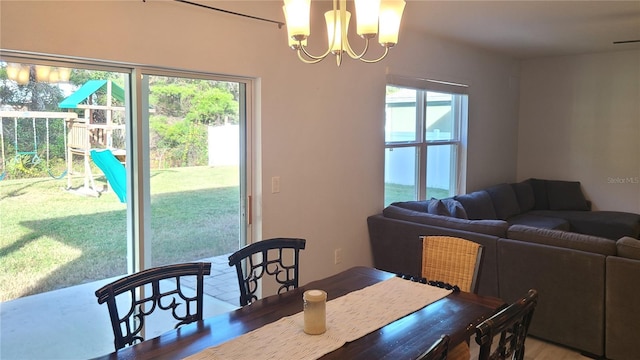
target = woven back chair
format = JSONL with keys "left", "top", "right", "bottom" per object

{"left": 416, "top": 335, "right": 450, "bottom": 360}
{"left": 421, "top": 235, "right": 484, "bottom": 293}
{"left": 475, "top": 289, "right": 539, "bottom": 360}
{"left": 95, "top": 262, "right": 211, "bottom": 351}
{"left": 228, "top": 238, "right": 306, "bottom": 306}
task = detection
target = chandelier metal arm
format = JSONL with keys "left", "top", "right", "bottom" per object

{"left": 296, "top": 49, "right": 325, "bottom": 64}
{"left": 357, "top": 46, "right": 390, "bottom": 63}
{"left": 298, "top": 42, "right": 334, "bottom": 62}
{"left": 343, "top": 37, "right": 371, "bottom": 60}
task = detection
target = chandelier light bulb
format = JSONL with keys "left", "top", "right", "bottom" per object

{"left": 58, "top": 67, "right": 71, "bottom": 82}
{"left": 17, "top": 67, "right": 30, "bottom": 85}
{"left": 35, "top": 65, "right": 51, "bottom": 82}
{"left": 49, "top": 69, "right": 60, "bottom": 83}
{"left": 6, "top": 63, "right": 21, "bottom": 81}
{"left": 283, "top": 0, "right": 311, "bottom": 40}
{"left": 325, "top": 10, "right": 351, "bottom": 53}
{"left": 354, "top": 0, "right": 380, "bottom": 37}
{"left": 378, "top": 0, "right": 405, "bottom": 46}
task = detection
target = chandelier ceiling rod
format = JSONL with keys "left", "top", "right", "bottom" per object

{"left": 144, "top": 0, "right": 285, "bottom": 28}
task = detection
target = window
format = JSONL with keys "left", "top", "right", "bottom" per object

{"left": 384, "top": 78, "right": 468, "bottom": 206}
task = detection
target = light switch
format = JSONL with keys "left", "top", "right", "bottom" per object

{"left": 272, "top": 176, "right": 280, "bottom": 194}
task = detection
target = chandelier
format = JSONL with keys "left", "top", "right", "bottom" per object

{"left": 283, "top": 0, "right": 406, "bottom": 66}
{"left": 5, "top": 63, "right": 71, "bottom": 85}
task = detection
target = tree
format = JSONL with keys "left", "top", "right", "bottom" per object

{"left": 149, "top": 78, "right": 239, "bottom": 125}
{"left": 186, "top": 88, "right": 237, "bottom": 126}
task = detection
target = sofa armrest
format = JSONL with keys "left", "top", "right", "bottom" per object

{"left": 367, "top": 214, "right": 424, "bottom": 278}
{"left": 606, "top": 256, "right": 640, "bottom": 360}
{"left": 497, "top": 238, "right": 606, "bottom": 356}
{"left": 383, "top": 205, "right": 509, "bottom": 237}
{"left": 617, "top": 236, "right": 640, "bottom": 260}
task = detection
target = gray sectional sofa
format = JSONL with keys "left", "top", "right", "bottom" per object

{"left": 367, "top": 179, "right": 640, "bottom": 360}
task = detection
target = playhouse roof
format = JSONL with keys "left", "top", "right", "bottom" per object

{"left": 58, "top": 80, "right": 125, "bottom": 109}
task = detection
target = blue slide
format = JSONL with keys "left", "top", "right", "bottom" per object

{"left": 90, "top": 149, "right": 126, "bottom": 203}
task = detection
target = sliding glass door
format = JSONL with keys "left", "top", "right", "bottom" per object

{"left": 142, "top": 73, "right": 245, "bottom": 269}
{"left": 0, "top": 53, "right": 251, "bottom": 359}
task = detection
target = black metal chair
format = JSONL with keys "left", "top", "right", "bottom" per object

{"left": 228, "top": 238, "right": 306, "bottom": 306}
{"left": 95, "top": 262, "right": 212, "bottom": 351}
{"left": 475, "top": 289, "right": 539, "bottom": 360}
{"left": 417, "top": 334, "right": 450, "bottom": 360}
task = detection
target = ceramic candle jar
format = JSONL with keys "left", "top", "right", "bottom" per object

{"left": 303, "top": 289, "right": 327, "bottom": 335}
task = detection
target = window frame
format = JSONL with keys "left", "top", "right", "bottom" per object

{"left": 384, "top": 75, "right": 468, "bottom": 204}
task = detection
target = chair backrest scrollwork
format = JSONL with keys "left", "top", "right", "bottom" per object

{"left": 475, "top": 289, "right": 539, "bottom": 360}
{"left": 228, "top": 238, "right": 306, "bottom": 306}
{"left": 95, "top": 262, "right": 211, "bottom": 350}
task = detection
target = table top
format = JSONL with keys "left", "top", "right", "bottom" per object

{"left": 93, "top": 266, "right": 504, "bottom": 360}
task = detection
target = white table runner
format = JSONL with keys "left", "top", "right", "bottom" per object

{"left": 186, "top": 277, "right": 452, "bottom": 360}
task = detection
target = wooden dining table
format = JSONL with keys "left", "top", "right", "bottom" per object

{"left": 93, "top": 266, "right": 504, "bottom": 360}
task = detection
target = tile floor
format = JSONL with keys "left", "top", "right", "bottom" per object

{"left": 0, "top": 254, "right": 239, "bottom": 360}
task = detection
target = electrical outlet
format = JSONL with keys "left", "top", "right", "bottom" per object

{"left": 334, "top": 248, "right": 342, "bottom": 264}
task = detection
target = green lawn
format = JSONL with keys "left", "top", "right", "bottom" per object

{"left": 385, "top": 183, "right": 451, "bottom": 206}
{"left": 0, "top": 166, "right": 239, "bottom": 301}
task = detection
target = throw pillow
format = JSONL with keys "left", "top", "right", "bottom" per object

{"left": 454, "top": 190, "right": 497, "bottom": 220}
{"left": 529, "top": 178, "right": 550, "bottom": 210}
{"left": 546, "top": 180, "right": 589, "bottom": 211}
{"left": 427, "top": 199, "right": 451, "bottom": 216}
{"left": 510, "top": 180, "right": 535, "bottom": 212}
{"left": 442, "top": 198, "right": 468, "bottom": 219}
{"left": 485, "top": 183, "right": 521, "bottom": 220}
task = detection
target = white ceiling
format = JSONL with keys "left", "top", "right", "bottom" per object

{"left": 402, "top": 0, "right": 640, "bottom": 59}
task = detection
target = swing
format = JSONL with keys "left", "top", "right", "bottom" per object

{"left": 14, "top": 117, "right": 41, "bottom": 165}
{"left": 45, "top": 117, "right": 68, "bottom": 179}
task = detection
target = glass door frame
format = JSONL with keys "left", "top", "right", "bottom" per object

{"left": 135, "top": 67, "right": 253, "bottom": 272}
{"left": 1, "top": 49, "right": 254, "bottom": 277}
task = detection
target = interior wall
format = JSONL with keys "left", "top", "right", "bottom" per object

{"left": 517, "top": 50, "right": 640, "bottom": 213}
{"left": 0, "top": 1, "right": 520, "bottom": 288}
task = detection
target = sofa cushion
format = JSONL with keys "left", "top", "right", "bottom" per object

{"left": 511, "top": 180, "right": 535, "bottom": 212}
{"left": 528, "top": 210, "right": 640, "bottom": 240}
{"left": 617, "top": 237, "right": 640, "bottom": 260}
{"left": 507, "top": 213, "right": 570, "bottom": 231}
{"left": 442, "top": 198, "right": 468, "bottom": 219}
{"left": 383, "top": 205, "right": 508, "bottom": 237}
{"left": 529, "top": 178, "right": 549, "bottom": 210}
{"left": 485, "top": 183, "right": 521, "bottom": 220}
{"left": 546, "top": 180, "right": 590, "bottom": 211}
{"left": 454, "top": 190, "right": 497, "bottom": 220}
{"left": 391, "top": 201, "right": 429, "bottom": 213}
{"left": 507, "top": 224, "right": 617, "bottom": 256}
{"left": 427, "top": 199, "right": 451, "bottom": 216}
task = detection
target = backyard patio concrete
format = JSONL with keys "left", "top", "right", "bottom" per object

{"left": 0, "top": 254, "right": 239, "bottom": 360}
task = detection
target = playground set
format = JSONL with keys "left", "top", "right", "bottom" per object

{"left": 0, "top": 80, "right": 127, "bottom": 202}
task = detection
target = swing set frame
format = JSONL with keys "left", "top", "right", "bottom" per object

{"left": 0, "top": 111, "right": 78, "bottom": 181}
